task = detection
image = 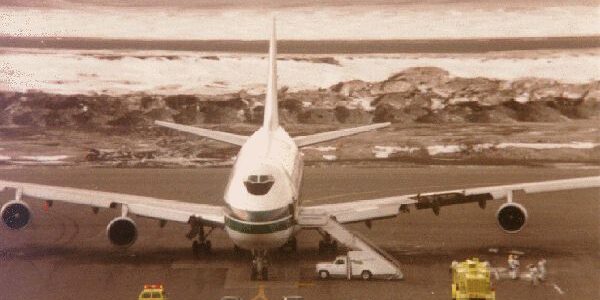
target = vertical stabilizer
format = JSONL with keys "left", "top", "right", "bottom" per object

{"left": 263, "top": 18, "right": 279, "bottom": 131}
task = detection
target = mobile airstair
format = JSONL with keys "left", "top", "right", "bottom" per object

{"left": 298, "top": 211, "right": 404, "bottom": 279}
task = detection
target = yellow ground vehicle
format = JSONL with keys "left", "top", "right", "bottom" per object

{"left": 138, "top": 284, "right": 167, "bottom": 300}
{"left": 451, "top": 258, "right": 495, "bottom": 300}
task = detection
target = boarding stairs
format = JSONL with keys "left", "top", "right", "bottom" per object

{"left": 298, "top": 210, "right": 404, "bottom": 279}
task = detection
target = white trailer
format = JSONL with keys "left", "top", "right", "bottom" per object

{"left": 316, "top": 251, "right": 402, "bottom": 280}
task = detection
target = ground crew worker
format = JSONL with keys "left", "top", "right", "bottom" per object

{"left": 527, "top": 264, "right": 540, "bottom": 285}
{"left": 508, "top": 254, "right": 520, "bottom": 279}
{"left": 537, "top": 259, "right": 547, "bottom": 281}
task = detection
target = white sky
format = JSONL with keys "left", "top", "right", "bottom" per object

{"left": 1, "top": 5, "right": 599, "bottom": 40}
{"left": 2, "top": 1, "right": 597, "bottom": 9}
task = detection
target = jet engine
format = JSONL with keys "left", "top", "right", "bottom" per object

{"left": 106, "top": 217, "right": 138, "bottom": 247}
{"left": 496, "top": 202, "right": 528, "bottom": 233}
{"left": 1, "top": 200, "right": 32, "bottom": 230}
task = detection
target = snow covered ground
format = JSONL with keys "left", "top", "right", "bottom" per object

{"left": 372, "top": 146, "right": 420, "bottom": 158}
{"left": 495, "top": 142, "right": 599, "bottom": 150}
{"left": 304, "top": 146, "right": 337, "bottom": 152}
{"left": 0, "top": 153, "right": 72, "bottom": 165}
{"left": 373, "top": 142, "right": 600, "bottom": 158}
{"left": 1, "top": 48, "right": 598, "bottom": 95}
{"left": 18, "top": 155, "right": 70, "bottom": 162}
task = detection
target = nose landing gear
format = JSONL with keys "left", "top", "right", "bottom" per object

{"left": 251, "top": 250, "right": 269, "bottom": 281}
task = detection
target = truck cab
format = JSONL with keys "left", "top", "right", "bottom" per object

{"left": 138, "top": 284, "right": 167, "bottom": 300}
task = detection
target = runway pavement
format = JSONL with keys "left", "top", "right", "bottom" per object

{"left": 0, "top": 165, "right": 598, "bottom": 299}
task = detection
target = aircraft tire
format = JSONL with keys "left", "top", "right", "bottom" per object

{"left": 290, "top": 237, "right": 297, "bottom": 252}
{"left": 234, "top": 245, "right": 243, "bottom": 254}
{"left": 251, "top": 266, "right": 258, "bottom": 281}
{"left": 261, "top": 268, "right": 269, "bottom": 281}
{"left": 203, "top": 240, "right": 212, "bottom": 253}
{"left": 192, "top": 241, "right": 200, "bottom": 258}
{"left": 361, "top": 270, "right": 372, "bottom": 280}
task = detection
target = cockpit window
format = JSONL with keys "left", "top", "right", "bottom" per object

{"left": 244, "top": 174, "right": 275, "bottom": 195}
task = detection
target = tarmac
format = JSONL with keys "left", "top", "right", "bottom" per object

{"left": 0, "top": 165, "right": 598, "bottom": 300}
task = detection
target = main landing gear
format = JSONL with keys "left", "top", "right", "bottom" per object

{"left": 251, "top": 250, "right": 269, "bottom": 281}
{"left": 187, "top": 222, "right": 213, "bottom": 258}
{"left": 318, "top": 231, "right": 338, "bottom": 254}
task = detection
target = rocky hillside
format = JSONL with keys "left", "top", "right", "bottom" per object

{"left": 1, "top": 67, "right": 598, "bottom": 167}
{"left": 1, "top": 67, "right": 599, "bottom": 129}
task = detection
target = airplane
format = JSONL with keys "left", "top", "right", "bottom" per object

{"left": 1, "top": 20, "right": 599, "bottom": 281}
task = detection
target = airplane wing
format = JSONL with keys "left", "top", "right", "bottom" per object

{"left": 0, "top": 180, "right": 224, "bottom": 227}
{"left": 155, "top": 120, "right": 248, "bottom": 146}
{"left": 299, "top": 176, "right": 600, "bottom": 225}
{"left": 294, "top": 123, "right": 390, "bottom": 147}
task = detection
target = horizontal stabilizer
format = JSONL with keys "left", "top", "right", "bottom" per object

{"left": 155, "top": 121, "right": 248, "bottom": 146}
{"left": 294, "top": 122, "right": 390, "bottom": 147}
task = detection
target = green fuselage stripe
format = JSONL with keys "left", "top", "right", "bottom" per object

{"left": 225, "top": 215, "right": 294, "bottom": 234}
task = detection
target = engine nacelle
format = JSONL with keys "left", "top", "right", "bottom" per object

{"left": 1, "top": 200, "right": 32, "bottom": 230}
{"left": 496, "top": 202, "right": 528, "bottom": 233}
{"left": 106, "top": 217, "right": 138, "bottom": 247}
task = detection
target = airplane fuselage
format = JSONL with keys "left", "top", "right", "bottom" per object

{"left": 223, "top": 126, "right": 303, "bottom": 251}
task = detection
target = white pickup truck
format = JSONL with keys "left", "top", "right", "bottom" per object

{"left": 316, "top": 251, "right": 402, "bottom": 280}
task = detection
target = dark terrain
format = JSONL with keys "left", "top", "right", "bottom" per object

{"left": 1, "top": 67, "right": 599, "bottom": 166}
{"left": 3, "top": 36, "right": 599, "bottom": 53}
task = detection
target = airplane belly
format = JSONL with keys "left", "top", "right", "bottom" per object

{"left": 226, "top": 227, "right": 293, "bottom": 250}
{"left": 224, "top": 215, "right": 294, "bottom": 250}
